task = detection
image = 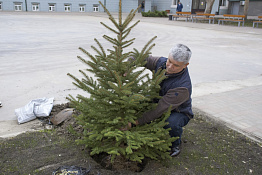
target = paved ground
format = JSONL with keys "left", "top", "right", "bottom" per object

{"left": 0, "top": 12, "right": 262, "bottom": 142}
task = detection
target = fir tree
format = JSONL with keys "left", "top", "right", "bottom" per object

{"left": 67, "top": 0, "right": 177, "bottom": 163}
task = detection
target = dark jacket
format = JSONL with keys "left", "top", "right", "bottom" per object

{"left": 138, "top": 56, "right": 193, "bottom": 125}
{"left": 141, "top": 2, "right": 145, "bottom": 8}
{"left": 177, "top": 3, "right": 183, "bottom": 12}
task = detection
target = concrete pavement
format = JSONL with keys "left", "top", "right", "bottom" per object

{"left": 0, "top": 12, "right": 262, "bottom": 142}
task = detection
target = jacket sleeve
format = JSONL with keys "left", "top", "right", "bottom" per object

{"left": 128, "top": 55, "right": 160, "bottom": 71}
{"left": 138, "top": 87, "right": 189, "bottom": 125}
{"left": 144, "top": 55, "right": 161, "bottom": 71}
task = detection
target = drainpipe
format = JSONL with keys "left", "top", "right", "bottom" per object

{"left": 25, "top": 0, "right": 28, "bottom": 11}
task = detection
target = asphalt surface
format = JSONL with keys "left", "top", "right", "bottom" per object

{"left": 0, "top": 12, "right": 262, "bottom": 142}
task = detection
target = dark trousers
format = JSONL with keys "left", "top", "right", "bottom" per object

{"left": 164, "top": 112, "right": 190, "bottom": 148}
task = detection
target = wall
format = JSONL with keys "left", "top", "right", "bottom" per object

{"left": 219, "top": 6, "right": 228, "bottom": 15}
{"left": 122, "top": 0, "right": 139, "bottom": 12}
{"left": 151, "top": 0, "right": 172, "bottom": 11}
{"left": 228, "top": 0, "right": 262, "bottom": 16}
{"left": 0, "top": 0, "right": 139, "bottom": 13}
{"left": 238, "top": 1, "right": 262, "bottom": 16}
{"left": 249, "top": 1, "right": 262, "bottom": 16}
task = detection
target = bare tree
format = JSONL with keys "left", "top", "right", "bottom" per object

{"left": 204, "top": 0, "right": 215, "bottom": 14}
{"left": 243, "top": 0, "right": 249, "bottom": 19}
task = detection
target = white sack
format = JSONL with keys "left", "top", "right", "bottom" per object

{"left": 15, "top": 97, "right": 54, "bottom": 124}
{"left": 15, "top": 102, "right": 36, "bottom": 124}
{"left": 33, "top": 97, "right": 54, "bottom": 117}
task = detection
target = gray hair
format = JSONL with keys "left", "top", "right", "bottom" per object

{"left": 169, "top": 44, "right": 192, "bottom": 64}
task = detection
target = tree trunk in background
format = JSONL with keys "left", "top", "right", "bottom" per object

{"left": 205, "top": 0, "right": 215, "bottom": 14}
{"left": 243, "top": 0, "right": 249, "bottom": 20}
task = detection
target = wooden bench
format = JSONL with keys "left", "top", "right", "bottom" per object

{"left": 218, "top": 14, "right": 245, "bottom": 27}
{"left": 253, "top": 16, "right": 262, "bottom": 28}
{"left": 192, "top": 13, "right": 215, "bottom": 24}
{"left": 172, "top": 12, "right": 192, "bottom": 22}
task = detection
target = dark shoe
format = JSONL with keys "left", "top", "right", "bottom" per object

{"left": 170, "top": 146, "right": 181, "bottom": 157}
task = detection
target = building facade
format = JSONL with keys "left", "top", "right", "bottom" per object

{"left": 227, "top": 0, "right": 262, "bottom": 16}
{"left": 0, "top": 0, "right": 261, "bottom": 15}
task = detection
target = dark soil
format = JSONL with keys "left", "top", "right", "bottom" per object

{"left": 0, "top": 104, "right": 261, "bottom": 175}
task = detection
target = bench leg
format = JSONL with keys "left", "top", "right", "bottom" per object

{"left": 253, "top": 22, "right": 255, "bottom": 28}
{"left": 242, "top": 21, "right": 244, "bottom": 27}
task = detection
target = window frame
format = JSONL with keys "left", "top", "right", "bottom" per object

{"left": 93, "top": 4, "right": 99, "bottom": 12}
{"left": 14, "top": 3, "right": 22, "bottom": 11}
{"left": 171, "top": 0, "right": 179, "bottom": 8}
{"left": 79, "top": 5, "right": 85, "bottom": 12}
{"left": 49, "top": 4, "right": 55, "bottom": 12}
{"left": 219, "top": 0, "right": 227, "bottom": 6}
{"left": 64, "top": 4, "right": 71, "bottom": 12}
{"left": 32, "top": 3, "right": 39, "bottom": 11}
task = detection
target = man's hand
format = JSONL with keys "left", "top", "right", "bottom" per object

{"left": 120, "top": 122, "right": 132, "bottom": 131}
{"left": 120, "top": 120, "right": 139, "bottom": 131}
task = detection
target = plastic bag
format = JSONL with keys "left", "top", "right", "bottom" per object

{"left": 34, "top": 97, "right": 54, "bottom": 117}
{"left": 52, "top": 165, "right": 90, "bottom": 175}
{"left": 15, "top": 102, "right": 36, "bottom": 124}
{"left": 15, "top": 97, "right": 54, "bottom": 124}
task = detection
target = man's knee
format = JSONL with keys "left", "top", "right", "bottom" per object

{"left": 166, "top": 112, "right": 190, "bottom": 128}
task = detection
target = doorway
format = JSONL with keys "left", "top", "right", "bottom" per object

{"left": 138, "top": 0, "right": 143, "bottom": 13}
{"left": 192, "top": 0, "right": 206, "bottom": 13}
{"left": 231, "top": 2, "right": 240, "bottom": 15}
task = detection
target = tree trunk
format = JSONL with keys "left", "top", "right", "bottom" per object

{"left": 243, "top": 0, "right": 249, "bottom": 20}
{"left": 205, "top": 0, "right": 215, "bottom": 14}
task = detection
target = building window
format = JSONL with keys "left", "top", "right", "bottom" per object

{"left": 64, "top": 4, "right": 71, "bottom": 12}
{"left": 93, "top": 4, "right": 99, "bottom": 12}
{"left": 172, "top": 0, "right": 178, "bottom": 6}
{"left": 0, "top": 2, "right": 2, "bottom": 11}
{"left": 14, "top": 3, "right": 22, "bottom": 11}
{"left": 32, "top": 4, "right": 39, "bottom": 11}
{"left": 219, "top": 0, "right": 227, "bottom": 6}
{"left": 79, "top": 5, "right": 85, "bottom": 12}
{"left": 49, "top": 4, "right": 55, "bottom": 11}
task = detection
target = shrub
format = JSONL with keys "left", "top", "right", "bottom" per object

{"left": 142, "top": 10, "right": 168, "bottom": 17}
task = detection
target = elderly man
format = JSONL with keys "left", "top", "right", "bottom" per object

{"left": 128, "top": 44, "right": 193, "bottom": 157}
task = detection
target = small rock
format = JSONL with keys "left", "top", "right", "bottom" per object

{"left": 45, "top": 124, "right": 53, "bottom": 130}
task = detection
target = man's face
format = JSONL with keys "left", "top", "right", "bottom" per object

{"left": 166, "top": 55, "right": 189, "bottom": 74}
